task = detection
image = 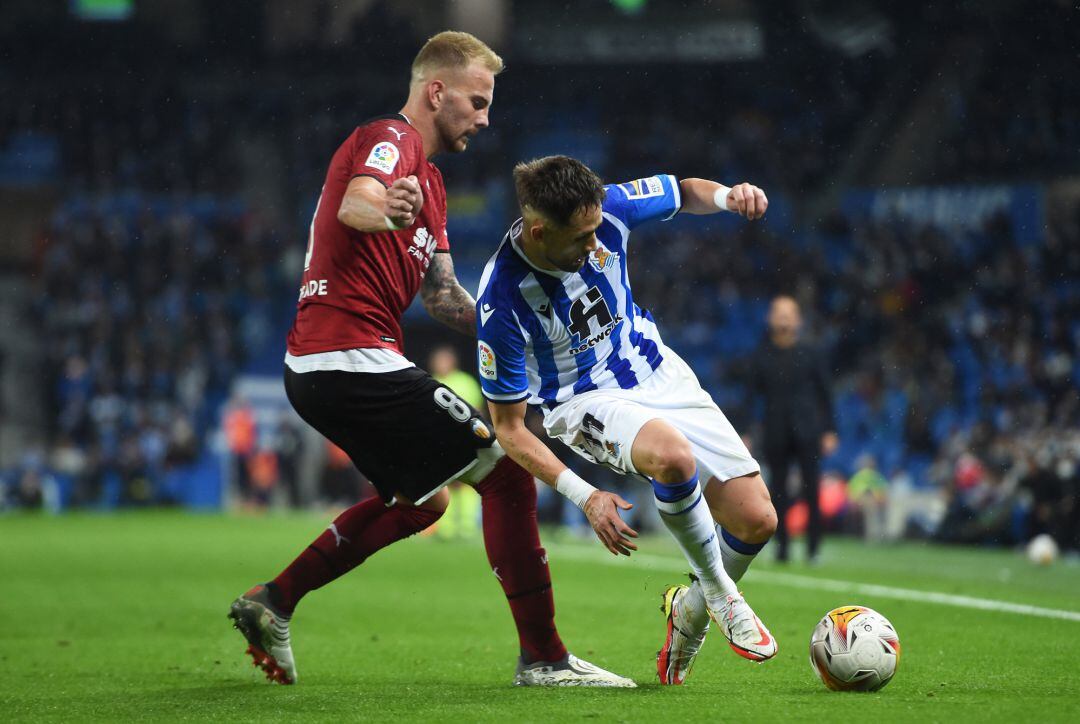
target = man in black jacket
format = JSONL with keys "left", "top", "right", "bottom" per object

{"left": 748, "top": 296, "right": 838, "bottom": 563}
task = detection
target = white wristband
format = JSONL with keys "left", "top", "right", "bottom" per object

{"left": 384, "top": 215, "right": 404, "bottom": 231}
{"left": 555, "top": 469, "right": 597, "bottom": 510}
{"left": 713, "top": 185, "right": 733, "bottom": 212}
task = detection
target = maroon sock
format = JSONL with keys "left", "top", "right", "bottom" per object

{"left": 270, "top": 496, "right": 441, "bottom": 614}
{"left": 476, "top": 457, "right": 567, "bottom": 663}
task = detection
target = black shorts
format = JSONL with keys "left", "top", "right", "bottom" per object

{"left": 283, "top": 366, "right": 495, "bottom": 504}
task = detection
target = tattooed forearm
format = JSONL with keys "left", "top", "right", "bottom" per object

{"left": 421, "top": 252, "right": 477, "bottom": 336}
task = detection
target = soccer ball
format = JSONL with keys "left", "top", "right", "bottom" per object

{"left": 1026, "top": 534, "right": 1059, "bottom": 566}
{"left": 809, "top": 606, "right": 900, "bottom": 692}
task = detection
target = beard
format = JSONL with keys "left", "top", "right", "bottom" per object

{"left": 436, "top": 115, "right": 471, "bottom": 154}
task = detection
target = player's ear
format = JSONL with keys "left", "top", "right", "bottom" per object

{"left": 427, "top": 80, "right": 445, "bottom": 110}
{"left": 529, "top": 220, "right": 545, "bottom": 243}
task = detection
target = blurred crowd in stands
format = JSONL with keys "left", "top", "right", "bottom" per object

{"left": 627, "top": 199, "right": 1080, "bottom": 550}
{"left": 2, "top": 2, "right": 1077, "bottom": 554}
{"left": 937, "top": 2, "right": 1080, "bottom": 183}
{"left": 19, "top": 201, "right": 292, "bottom": 507}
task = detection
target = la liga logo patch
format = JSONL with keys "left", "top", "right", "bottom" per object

{"left": 365, "top": 142, "right": 400, "bottom": 174}
{"left": 478, "top": 341, "right": 497, "bottom": 380}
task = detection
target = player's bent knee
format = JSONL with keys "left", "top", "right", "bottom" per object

{"left": 739, "top": 474, "right": 777, "bottom": 539}
{"left": 756, "top": 506, "right": 779, "bottom": 540}
{"left": 739, "top": 503, "right": 778, "bottom": 542}
{"left": 457, "top": 440, "right": 505, "bottom": 487}
{"left": 472, "top": 454, "right": 535, "bottom": 501}
{"left": 634, "top": 421, "right": 697, "bottom": 483}
{"left": 648, "top": 442, "right": 697, "bottom": 484}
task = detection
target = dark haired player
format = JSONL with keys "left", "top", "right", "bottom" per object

{"left": 477, "top": 156, "right": 778, "bottom": 685}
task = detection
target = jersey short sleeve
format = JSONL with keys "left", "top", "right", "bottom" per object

{"left": 349, "top": 121, "right": 422, "bottom": 188}
{"left": 604, "top": 174, "right": 682, "bottom": 229}
{"left": 476, "top": 292, "right": 529, "bottom": 404}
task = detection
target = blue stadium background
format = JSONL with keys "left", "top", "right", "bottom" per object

{"left": 1, "top": 0, "right": 1077, "bottom": 551}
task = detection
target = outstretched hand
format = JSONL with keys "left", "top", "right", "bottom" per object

{"left": 723, "top": 182, "right": 768, "bottom": 220}
{"left": 385, "top": 175, "right": 424, "bottom": 228}
{"left": 583, "top": 490, "right": 639, "bottom": 556}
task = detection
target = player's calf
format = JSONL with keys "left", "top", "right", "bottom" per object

{"left": 706, "top": 473, "right": 776, "bottom": 583}
{"left": 475, "top": 456, "right": 568, "bottom": 664}
{"left": 269, "top": 498, "right": 442, "bottom": 614}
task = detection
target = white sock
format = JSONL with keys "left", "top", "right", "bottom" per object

{"left": 654, "top": 481, "right": 739, "bottom": 608}
{"left": 716, "top": 524, "right": 764, "bottom": 584}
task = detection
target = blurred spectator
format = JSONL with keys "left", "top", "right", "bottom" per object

{"left": 883, "top": 468, "right": 946, "bottom": 541}
{"left": 846, "top": 455, "right": 888, "bottom": 542}
{"left": 746, "top": 296, "right": 838, "bottom": 563}
{"left": 428, "top": 346, "right": 481, "bottom": 541}
{"left": 224, "top": 395, "right": 257, "bottom": 504}
{"left": 273, "top": 414, "right": 304, "bottom": 508}
{"left": 428, "top": 345, "right": 483, "bottom": 410}
{"left": 14, "top": 469, "right": 45, "bottom": 509}
{"left": 320, "top": 441, "right": 368, "bottom": 508}
{"left": 246, "top": 448, "right": 280, "bottom": 510}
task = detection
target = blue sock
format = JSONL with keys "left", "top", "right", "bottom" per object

{"left": 717, "top": 526, "right": 767, "bottom": 583}
{"left": 650, "top": 473, "right": 700, "bottom": 505}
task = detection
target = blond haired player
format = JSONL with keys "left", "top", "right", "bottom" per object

{"left": 228, "top": 33, "right": 632, "bottom": 688}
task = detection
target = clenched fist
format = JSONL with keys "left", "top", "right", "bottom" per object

{"left": 385, "top": 175, "right": 424, "bottom": 228}
{"left": 722, "top": 182, "right": 768, "bottom": 220}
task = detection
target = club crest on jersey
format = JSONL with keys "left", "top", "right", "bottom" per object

{"left": 588, "top": 245, "right": 619, "bottom": 273}
{"left": 471, "top": 418, "right": 491, "bottom": 439}
{"left": 478, "top": 341, "right": 497, "bottom": 380}
{"left": 619, "top": 176, "right": 664, "bottom": 201}
{"left": 365, "top": 142, "right": 400, "bottom": 174}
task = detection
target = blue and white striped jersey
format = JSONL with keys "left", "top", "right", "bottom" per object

{"left": 476, "top": 174, "right": 682, "bottom": 407}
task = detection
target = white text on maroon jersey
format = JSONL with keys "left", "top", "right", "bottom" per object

{"left": 408, "top": 226, "right": 439, "bottom": 272}
{"left": 298, "top": 279, "right": 328, "bottom": 300}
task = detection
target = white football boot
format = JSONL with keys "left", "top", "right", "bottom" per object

{"left": 514, "top": 653, "right": 636, "bottom": 687}
{"left": 708, "top": 592, "right": 778, "bottom": 662}
{"left": 656, "top": 583, "right": 709, "bottom": 685}
{"left": 228, "top": 584, "right": 297, "bottom": 684}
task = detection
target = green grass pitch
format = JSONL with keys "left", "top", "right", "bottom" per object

{"left": 2, "top": 511, "right": 1078, "bottom": 722}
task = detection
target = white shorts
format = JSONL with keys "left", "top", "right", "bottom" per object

{"left": 542, "top": 350, "right": 760, "bottom": 484}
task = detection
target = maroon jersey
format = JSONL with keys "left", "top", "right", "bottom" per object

{"left": 287, "top": 114, "right": 448, "bottom": 357}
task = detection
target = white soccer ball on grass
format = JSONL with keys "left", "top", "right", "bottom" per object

{"left": 809, "top": 605, "right": 900, "bottom": 692}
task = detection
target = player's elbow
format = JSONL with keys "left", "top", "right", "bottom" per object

{"left": 336, "top": 203, "right": 355, "bottom": 228}
{"left": 490, "top": 414, "right": 525, "bottom": 444}
{"left": 336, "top": 196, "right": 373, "bottom": 231}
{"left": 490, "top": 417, "right": 515, "bottom": 440}
{"left": 419, "top": 284, "right": 440, "bottom": 312}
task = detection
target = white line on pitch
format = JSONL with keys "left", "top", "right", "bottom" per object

{"left": 547, "top": 544, "right": 1080, "bottom": 623}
